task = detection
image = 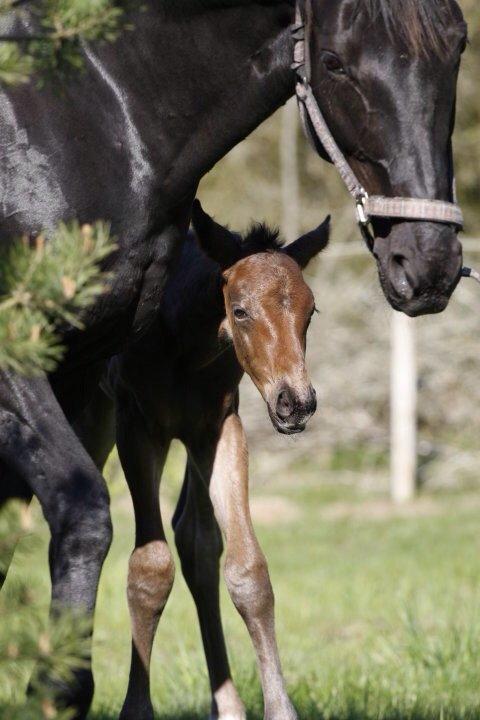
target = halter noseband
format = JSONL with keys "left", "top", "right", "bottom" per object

{"left": 291, "top": 1, "right": 464, "bottom": 243}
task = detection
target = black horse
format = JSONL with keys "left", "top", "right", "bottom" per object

{"left": 0, "top": 0, "right": 467, "bottom": 717}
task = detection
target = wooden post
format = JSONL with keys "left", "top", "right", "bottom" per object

{"left": 390, "top": 311, "right": 417, "bottom": 503}
{"left": 280, "top": 99, "right": 300, "bottom": 241}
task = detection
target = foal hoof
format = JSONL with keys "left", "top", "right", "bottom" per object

{"left": 210, "top": 679, "right": 246, "bottom": 720}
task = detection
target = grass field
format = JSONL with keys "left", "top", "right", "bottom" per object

{"left": 2, "top": 443, "right": 480, "bottom": 720}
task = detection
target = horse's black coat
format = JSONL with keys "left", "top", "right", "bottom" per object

{"left": 0, "top": 1, "right": 467, "bottom": 716}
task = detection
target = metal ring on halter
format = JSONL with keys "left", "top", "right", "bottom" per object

{"left": 355, "top": 192, "right": 369, "bottom": 226}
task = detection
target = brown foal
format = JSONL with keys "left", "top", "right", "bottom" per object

{"left": 76, "top": 201, "right": 330, "bottom": 720}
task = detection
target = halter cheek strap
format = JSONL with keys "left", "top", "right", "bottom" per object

{"left": 291, "top": 1, "right": 464, "bottom": 237}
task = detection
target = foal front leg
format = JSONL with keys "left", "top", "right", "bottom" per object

{"left": 116, "top": 408, "right": 175, "bottom": 720}
{"left": 173, "top": 467, "right": 246, "bottom": 720}
{"left": 195, "top": 413, "right": 297, "bottom": 720}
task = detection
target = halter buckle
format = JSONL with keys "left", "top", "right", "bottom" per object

{"left": 356, "top": 192, "right": 369, "bottom": 225}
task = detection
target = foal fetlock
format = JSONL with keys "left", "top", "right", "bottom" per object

{"left": 120, "top": 540, "right": 175, "bottom": 720}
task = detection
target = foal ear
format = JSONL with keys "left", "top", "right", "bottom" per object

{"left": 191, "top": 199, "right": 242, "bottom": 270}
{"left": 283, "top": 215, "right": 331, "bottom": 269}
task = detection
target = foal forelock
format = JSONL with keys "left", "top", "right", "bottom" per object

{"left": 353, "top": 0, "right": 464, "bottom": 58}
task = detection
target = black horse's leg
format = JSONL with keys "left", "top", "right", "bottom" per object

{"left": 173, "top": 464, "right": 246, "bottom": 720}
{"left": 115, "top": 399, "right": 174, "bottom": 720}
{"left": 0, "top": 371, "right": 112, "bottom": 720}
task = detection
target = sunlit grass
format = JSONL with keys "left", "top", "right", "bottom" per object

{"left": 2, "top": 444, "right": 480, "bottom": 719}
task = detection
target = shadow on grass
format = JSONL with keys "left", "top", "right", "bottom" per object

{"left": 2, "top": 703, "right": 479, "bottom": 720}
{"left": 87, "top": 704, "right": 480, "bottom": 720}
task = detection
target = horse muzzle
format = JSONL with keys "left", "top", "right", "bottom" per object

{"left": 268, "top": 385, "right": 317, "bottom": 435}
{"left": 372, "top": 221, "right": 463, "bottom": 316}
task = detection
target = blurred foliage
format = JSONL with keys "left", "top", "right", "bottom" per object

{"left": 0, "top": 0, "right": 125, "bottom": 85}
{"left": 0, "top": 222, "right": 115, "bottom": 375}
{"left": 0, "top": 502, "right": 91, "bottom": 720}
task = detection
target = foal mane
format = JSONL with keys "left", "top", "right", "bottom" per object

{"left": 240, "top": 223, "right": 285, "bottom": 255}
{"left": 354, "top": 0, "right": 462, "bottom": 57}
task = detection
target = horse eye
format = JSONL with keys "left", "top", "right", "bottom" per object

{"left": 321, "top": 51, "right": 346, "bottom": 75}
{"left": 233, "top": 306, "right": 249, "bottom": 321}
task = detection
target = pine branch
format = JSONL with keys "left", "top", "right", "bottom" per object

{"left": 0, "top": 0, "right": 126, "bottom": 84}
{"left": 0, "top": 41, "right": 33, "bottom": 84}
{"left": 0, "top": 221, "right": 116, "bottom": 375}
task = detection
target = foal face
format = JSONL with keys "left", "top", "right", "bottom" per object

{"left": 223, "top": 252, "right": 317, "bottom": 434}
{"left": 191, "top": 199, "right": 330, "bottom": 435}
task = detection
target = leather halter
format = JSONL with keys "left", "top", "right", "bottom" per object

{"left": 291, "top": 1, "right": 464, "bottom": 242}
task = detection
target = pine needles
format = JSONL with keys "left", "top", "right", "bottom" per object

{"left": 0, "top": 0, "right": 126, "bottom": 85}
{"left": 0, "top": 221, "right": 115, "bottom": 375}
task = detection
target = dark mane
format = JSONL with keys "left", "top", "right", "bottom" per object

{"left": 240, "top": 223, "right": 285, "bottom": 254}
{"left": 354, "top": 0, "right": 463, "bottom": 57}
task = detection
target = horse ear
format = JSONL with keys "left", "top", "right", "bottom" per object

{"left": 283, "top": 215, "right": 331, "bottom": 269}
{"left": 191, "top": 199, "right": 241, "bottom": 270}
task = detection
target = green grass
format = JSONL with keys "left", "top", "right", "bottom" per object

{"left": 2, "top": 445, "right": 480, "bottom": 719}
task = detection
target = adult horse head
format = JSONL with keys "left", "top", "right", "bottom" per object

{"left": 299, "top": 0, "right": 467, "bottom": 315}
{"left": 192, "top": 200, "right": 330, "bottom": 434}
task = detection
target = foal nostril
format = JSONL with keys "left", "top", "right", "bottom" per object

{"left": 276, "top": 389, "right": 294, "bottom": 420}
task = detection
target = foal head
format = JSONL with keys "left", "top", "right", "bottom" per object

{"left": 192, "top": 200, "right": 329, "bottom": 434}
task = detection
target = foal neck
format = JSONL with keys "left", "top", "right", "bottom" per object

{"left": 159, "top": 234, "right": 229, "bottom": 363}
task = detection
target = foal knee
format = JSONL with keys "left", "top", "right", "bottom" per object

{"left": 224, "top": 551, "right": 274, "bottom": 621}
{"left": 127, "top": 541, "right": 175, "bottom": 617}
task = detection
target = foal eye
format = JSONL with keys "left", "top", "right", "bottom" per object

{"left": 233, "top": 306, "right": 249, "bottom": 321}
{"left": 321, "top": 51, "right": 346, "bottom": 76}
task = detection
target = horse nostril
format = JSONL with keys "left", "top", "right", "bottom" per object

{"left": 390, "top": 253, "right": 415, "bottom": 300}
{"left": 392, "top": 253, "right": 407, "bottom": 269}
{"left": 276, "top": 389, "right": 294, "bottom": 419}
